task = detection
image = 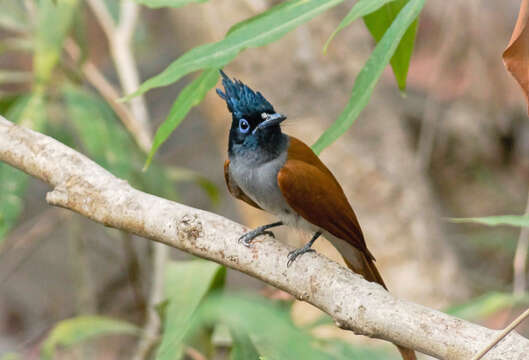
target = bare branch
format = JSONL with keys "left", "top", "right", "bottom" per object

{"left": 1, "top": 116, "right": 529, "bottom": 360}
{"left": 86, "top": 0, "right": 152, "bottom": 149}
{"left": 86, "top": 0, "right": 116, "bottom": 40}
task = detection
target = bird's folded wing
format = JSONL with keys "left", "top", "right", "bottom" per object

{"left": 224, "top": 159, "right": 262, "bottom": 210}
{"left": 277, "top": 138, "right": 373, "bottom": 260}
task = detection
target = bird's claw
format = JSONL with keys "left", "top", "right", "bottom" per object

{"left": 286, "top": 248, "right": 315, "bottom": 267}
{"left": 238, "top": 229, "right": 275, "bottom": 247}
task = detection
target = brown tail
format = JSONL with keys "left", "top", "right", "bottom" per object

{"left": 343, "top": 253, "right": 417, "bottom": 360}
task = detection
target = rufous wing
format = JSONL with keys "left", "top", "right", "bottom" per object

{"left": 277, "top": 137, "right": 373, "bottom": 260}
{"left": 224, "top": 159, "right": 262, "bottom": 210}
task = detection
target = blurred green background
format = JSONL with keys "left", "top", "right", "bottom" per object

{"left": 0, "top": 0, "right": 528, "bottom": 359}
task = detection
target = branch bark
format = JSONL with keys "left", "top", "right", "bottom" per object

{"left": 1, "top": 116, "right": 528, "bottom": 360}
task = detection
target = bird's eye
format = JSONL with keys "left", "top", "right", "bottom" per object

{"left": 238, "top": 118, "right": 250, "bottom": 133}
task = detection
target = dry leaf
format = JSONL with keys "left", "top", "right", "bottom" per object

{"left": 503, "top": 0, "right": 529, "bottom": 114}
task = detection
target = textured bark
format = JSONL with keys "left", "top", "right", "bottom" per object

{"left": 1, "top": 116, "right": 529, "bottom": 359}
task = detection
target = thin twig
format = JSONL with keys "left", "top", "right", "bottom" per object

{"left": 86, "top": 0, "right": 115, "bottom": 39}
{"left": 64, "top": 39, "right": 151, "bottom": 152}
{"left": 513, "top": 188, "right": 529, "bottom": 295}
{"left": 185, "top": 347, "right": 207, "bottom": 360}
{"left": 471, "top": 307, "right": 529, "bottom": 360}
{"left": 86, "top": 0, "right": 152, "bottom": 150}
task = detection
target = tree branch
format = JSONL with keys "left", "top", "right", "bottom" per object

{"left": 1, "top": 115, "right": 528, "bottom": 360}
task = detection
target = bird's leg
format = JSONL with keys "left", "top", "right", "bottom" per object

{"left": 287, "top": 232, "right": 322, "bottom": 267}
{"left": 239, "top": 221, "right": 283, "bottom": 247}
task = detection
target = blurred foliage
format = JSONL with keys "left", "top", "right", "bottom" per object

{"left": 130, "top": 0, "right": 424, "bottom": 161}
{"left": 156, "top": 260, "right": 226, "bottom": 360}
{"left": 133, "top": 0, "right": 208, "bottom": 9}
{"left": 4, "top": 1, "right": 529, "bottom": 359}
{"left": 145, "top": 69, "right": 220, "bottom": 168}
{"left": 34, "top": 0, "right": 78, "bottom": 90}
{"left": 154, "top": 260, "right": 395, "bottom": 360}
{"left": 312, "top": 0, "right": 425, "bottom": 153}
{"left": 450, "top": 214, "right": 529, "bottom": 227}
{"left": 363, "top": 0, "right": 419, "bottom": 91}
{"left": 324, "top": 0, "right": 396, "bottom": 53}
{"left": 446, "top": 292, "right": 529, "bottom": 322}
{"left": 41, "top": 315, "right": 140, "bottom": 360}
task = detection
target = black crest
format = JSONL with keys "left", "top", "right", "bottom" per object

{"left": 216, "top": 70, "right": 275, "bottom": 117}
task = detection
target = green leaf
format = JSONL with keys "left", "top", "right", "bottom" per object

{"left": 449, "top": 214, "right": 529, "bottom": 228}
{"left": 124, "top": 0, "right": 344, "bottom": 100}
{"left": 324, "top": 0, "right": 397, "bottom": 54}
{"left": 312, "top": 0, "right": 425, "bottom": 154}
{"left": 156, "top": 260, "right": 226, "bottom": 360}
{"left": 0, "top": 94, "right": 46, "bottom": 247}
{"left": 163, "top": 166, "right": 220, "bottom": 205}
{"left": 0, "top": 353, "right": 20, "bottom": 360}
{"left": 133, "top": 0, "right": 208, "bottom": 8}
{"left": 322, "top": 339, "right": 395, "bottom": 360}
{"left": 34, "top": 0, "right": 79, "bottom": 89}
{"left": 62, "top": 86, "right": 137, "bottom": 180}
{"left": 41, "top": 316, "right": 140, "bottom": 360}
{"left": 230, "top": 327, "right": 261, "bottom": 360}
{"left": 195, "top": 295, "right": 332, "bottom": 360}
{"left": 445, "top": 292, "right": 529, "bottom": 322}
{"left": 0, "top": 1, "right": 29, "bottom": 33}
{"left": 145, "top": 69, "right": 220, "bottom": 169}
{"left": 363, "top": 0, "right": 419, "bottom": 90}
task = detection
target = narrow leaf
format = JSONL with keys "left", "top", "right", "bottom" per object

{"left": 230, "top": 328, "right": 261, "bottom": 360}
{"left": 449, "top": 214, "right": 529, "bottom": 228}
{"left": 363, "top": 0, "right": 419, "bottom": 90}
{"left": 34, "top": 0, "right": 78, "bottom": 88}
{"left": 155, "top": 260, "right": 226, "bottom": 360}
{"left": 145, "top": 69, "right": 219, "bottom": 169}
{"left": 446, "top": 292, "right": 529, "bottom": 322}
{"left": 324, "top": 0, "right": 396, "bottom": 54}
{"left": 196, "top": 295, "right": 332, "bottom": 360}
{"left": 41, "top": 316, "right": 140, "bottom": 360}
{"left": 312, "top": 0, "right": 425, "bottom": 154}
{"left": 164, "top": 166, "right": 220, "bottom": 205}
{"left": 63, "top": 86, "right": 136, "bottom": 179}
{"left": 123, "top": 0, "right": 344, "bottom": 100}
{"left": 503, "top": 0, "right": 529, "bottom": 114}
{"left": 133, "top": 0, "right": 207, "bottom": 8}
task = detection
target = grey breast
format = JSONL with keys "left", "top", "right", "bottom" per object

{"left": 229, "top": 149, "right": 290, "bottom": 216}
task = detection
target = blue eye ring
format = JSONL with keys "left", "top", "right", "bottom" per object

{"left": 239, "top": 118, "right": 250, "bottom": 133}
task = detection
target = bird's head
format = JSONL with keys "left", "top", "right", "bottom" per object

{"left": 216, "top": 70, "right": 287, "bottom": 158}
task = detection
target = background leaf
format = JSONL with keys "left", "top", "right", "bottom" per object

{"left": 34, "top": 0, "right": 78, "bottom": 89}
{"left": 63, "top": 85, "right": 136, "bottom": 180}
{"left": 312, "top": 0, "right": 425, "bottom": 154}
{"left": 41, "top": 316, "right": 140, "bottom": 360}
{"left": 445, "top": 292, "right": 529, "bottom": 322}
{"left": 124, "top": 0, "right": 344, "bottom": 100}
{"left": 145, "top": 69, "right": 220, "bottom": 168}
{"left": 155, "top": 260, "right": 226, "bottom": 360}
{"left": 229, "top": 327, "right": 261, "bottom": 360}
{"left": 133, "top": 0, "right": 208, "bottom": 9}
{"left": 363, "top": 0, "right": 419, "bottom": 91}
{"left": 0, "top": 95, "right": 46, "bottom": 247}
{"left": 449, "top": 214, "right": 529, "bottom": 227}
{"left": 324, "top": 0, "right": 396, "bottom": 53}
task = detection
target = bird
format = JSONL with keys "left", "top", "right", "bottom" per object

{"left": 216, "top": 70, "right": 416, "bottom": 360}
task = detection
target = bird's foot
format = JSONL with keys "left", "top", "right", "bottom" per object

{"left": 287, "top": 247, "right": 315, "bottom": 267}
{"left": 238, "top": 228, "right": 275, "bottom": 247}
